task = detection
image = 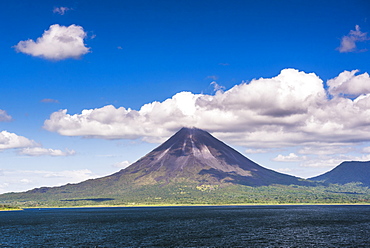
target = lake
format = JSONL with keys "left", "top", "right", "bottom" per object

{"left": 1, "top": 205, "right": 370, "bottom": 247}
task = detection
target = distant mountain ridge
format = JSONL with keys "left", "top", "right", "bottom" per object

{"left": 309, "top": 161, "right": 370, "bottom": 186}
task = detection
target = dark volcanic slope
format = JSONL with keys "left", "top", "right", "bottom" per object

{"left": 309, "top": 161, "right": 370, "bottom": 186}
{"left": 103, "top": 127, "right": 307, "bottom": 186}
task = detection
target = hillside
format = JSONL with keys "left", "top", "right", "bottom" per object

{"left": 309, "top": 161, "right": 370, "bottom": 186}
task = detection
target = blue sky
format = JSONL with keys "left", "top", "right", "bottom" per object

{"left": 1, "top": 0, "right": 370, "bottom": 193}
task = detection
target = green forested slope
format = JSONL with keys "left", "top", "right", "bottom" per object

{"left": 1, "top": 182, "right": 369, "bottom": 208}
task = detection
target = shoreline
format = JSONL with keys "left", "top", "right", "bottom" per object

{"left": 0, "top": 208, "right": 23, "bottom": 211}
{"left": 13, "top": 202, "right": 370, "bottom": 210}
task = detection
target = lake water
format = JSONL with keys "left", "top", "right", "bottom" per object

{"left": 1, "top": 205, "right": 370, "bottom": 247}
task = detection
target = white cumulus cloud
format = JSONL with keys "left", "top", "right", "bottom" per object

{"left": 14, "top": 24, "right": 90, "bottom": 60}
{"left": 337, "top": 25, "right": 369, "bottom": 53}
{"left": 273, "top": 153, "right": 307, "bottom": 162}
{"left": 44, "top": 91, "right": 200, "bottom": 141}
{"left": 43, "top": 68, "right": 370, "bottom": 152}
{"left": 19, "top": 147, "right": 76, "bottom": 157}
{"left": 328, "top": 70, "right": 370, "bottom": 97}
{"left": 0, "top": 131, "right": 75, "bottom": 157}
{"left": 0, "top": 131, "right": 38, "bottom": 150}
{"left": 0, "top": 110, "right": 12, "bottom": 122}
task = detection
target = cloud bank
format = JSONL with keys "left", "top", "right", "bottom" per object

{"left": 338, "top": 25, "right": 369, "bottom": 53}
{"left": 14, "top": 24, "right": 90, "bottom": 60}
{"left": 44, "top": 68, "right": 370, "bottom": 150}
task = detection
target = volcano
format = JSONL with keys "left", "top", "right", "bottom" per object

{"left": 0, "top": 127, "right": 312, "bottom": 205}
{"left": 89, "top": 127, "right": 306, "bottom": 187}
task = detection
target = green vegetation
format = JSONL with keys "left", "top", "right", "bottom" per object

{"left": 0, "top": 204, "right": 22, "bottom": 211}
{"left": 1, "top": 182, "right": 370, "bottom": 208}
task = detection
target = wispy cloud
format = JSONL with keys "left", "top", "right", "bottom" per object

{"left": 245, "top": 149, "right": 267, "bottom": 154}
{"left": 14, "top": 24, "right": 90, "bottom": 61}
{"left": 19, "top": 147, "right": 75, "bottom": 157}
{"left": 53, "top": 7, "right": 71, "bottom": 15}
{"left": 41, "top": 98, "right": 60, "bottom": 104}
{"left": 337, "top": 25, "right": 369, "bottom": 53}
{"left": 207, "top": 75, "right": 218, "bottom": 80}
{"left": 210, "top": 81, "right": 225, "bottom": 92}
{"left": 0, "top": 110, "right": 12, "bottom": 122}
{"left": 298, "top": 145, "right": 352, "bottom": 156}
